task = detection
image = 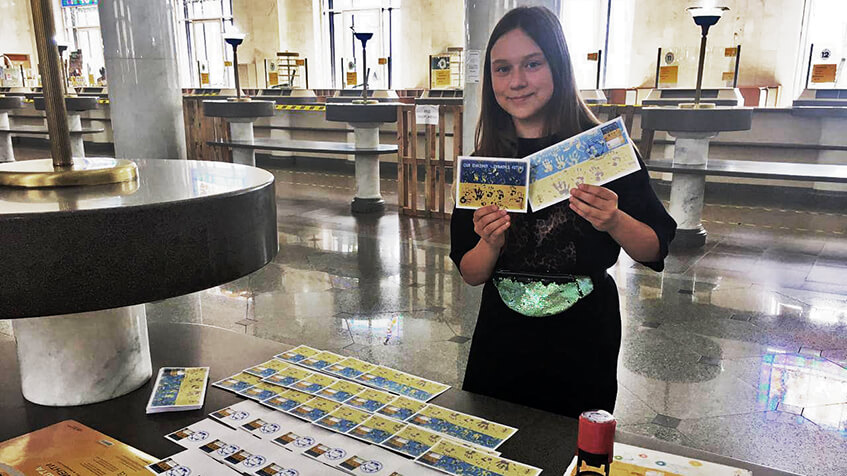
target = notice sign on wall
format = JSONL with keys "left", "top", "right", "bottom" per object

{"left": 431, "top": 56, "right": 451, "bottom": 88}
{"left": 587, "top": 52, "right": 599, "bottom": 61}
{"left": 346, "top": 71, "right": 358, "bottom": 85}
{"left": 466, "top": 50, "right": 481, "bottom": 84}
{"left": 658, "top": 65, "right": 678, "bottom": 84}
{"left": 724, "top": 47, "right": 738, "bottom": 57}
{"left": 811, "top": 63, "right": 837, "bottom": 83}
{"left": 434, "top": 70, "right": 451, "bottom": 87}
{"left": 415, "top": 105, "right": 439, "bottom": 125}
{"left": 722, "top": 71, "right": 735, "bottom": 81}
{"left": 200, "top": 72, "right": 210, "bottom": 85}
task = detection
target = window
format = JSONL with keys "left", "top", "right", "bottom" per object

{"left": 61, "top": 4, "right": 104, "bottom": 86}
{"left": 320, "top": 0, "right": 397, "bottom": 90}
{"left": 796, "top": 0, "right": 847, "bottom": 90}
{"left": 176, "top": 0, "right": 234, "bottom": 88}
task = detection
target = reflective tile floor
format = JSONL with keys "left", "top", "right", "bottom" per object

{"left": 3, "top": 146, "right": 846, "bottom": 475}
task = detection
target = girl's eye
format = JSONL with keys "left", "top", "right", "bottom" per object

{"left": 526, "top": 61, "right": 542, "bottom": 69}
{"left": 495, "top": 65, "right": 510, "bottom": 74}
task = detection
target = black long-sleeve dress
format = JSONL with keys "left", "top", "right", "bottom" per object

{"left": 450, "top": 136, "right": 676, "bottom": 418}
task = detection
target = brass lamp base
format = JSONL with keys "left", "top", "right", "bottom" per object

{"left": 0, "top": 158, "right": 138, "bottom": 188}
{"left": 679, "top": 102, "right": 717, "bottom": 109}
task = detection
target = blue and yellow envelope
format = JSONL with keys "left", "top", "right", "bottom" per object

{"left": 455, "top": 157, "right": 530, "bottom": 213}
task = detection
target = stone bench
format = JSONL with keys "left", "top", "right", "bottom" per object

{"left": 209, "top": 138, "right": 399, "bottom": 214}
{"left": 208, "top": 138, "right": 398, "bottom": 156}
{"left": 645, "top": 158, "right": 847, "bottom": 183}
{"left": 1, "top": 126, "right": 104, "bottom": 135}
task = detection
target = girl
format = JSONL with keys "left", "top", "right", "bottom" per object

{"left": 450, "top": 6, "right": 676, "bottom": 418}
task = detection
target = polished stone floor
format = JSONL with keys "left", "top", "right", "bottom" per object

{"left": 3, "top": 145, "right": 846, "bottom": 476}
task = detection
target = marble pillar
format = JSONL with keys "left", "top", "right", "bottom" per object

{"left": 230, "top": 119, "right": 258, "bottom": 166}
{"left": 814, "top": 117, "right": 847, "bottom": 192}
{"left": 351, "top": 124, "right": 384, "bottom": 213}
{"left": 668, "top": 132, "right": 714, "bottom": 248}
{"left": 68, "top": 112, "right": 85, "bottom": 158}
{"left": 98, "top": 0, "right": 186, "bottom": 160}
{"left": 463, "top": 0, "right": 561, "bottom": 154}
{"left": 12, "top": 305, "right": 152, "bottom": 406}
{"left": 0, "top": 110, "right": 12, "bottom": 162}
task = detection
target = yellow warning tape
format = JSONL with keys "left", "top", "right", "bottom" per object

{"left": 274, "top": 104, "right": 326, "bottom": 112}
{"left": 98, "top": 99, "right": 110, "bottom": 104}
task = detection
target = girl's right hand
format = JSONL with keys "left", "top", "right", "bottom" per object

{"left": 473, "top": 205, "right": 511, "bottom": 249}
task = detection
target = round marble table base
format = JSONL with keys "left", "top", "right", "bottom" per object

{"left": 667, "top": 134, "right": 709, "bottom": 249}
{"left": 68, "top": 112, "right": 85, "bottom": 159}
{"left": 351, "top": 196, "right": 385, "bottom": 213}
{"left": 671, "top": 226, "right": 707, "bottom": 249}
{"left": 352, "top": 125, "right": 384, "bottom": 214}
{"left": 230, "top": 119, "right": 259, "bottom": 167}
{"left": 11, "top": 304, "right": 152, "bottom": 406}
{"left": 0, "top": 111, "right": 12, "bottom": 163}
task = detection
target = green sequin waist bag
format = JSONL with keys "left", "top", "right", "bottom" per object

{"left": 492, "top": 270, "right": 594, "bottom": 318}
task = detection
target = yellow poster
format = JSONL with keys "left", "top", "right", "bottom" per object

{"left": 724, "top": 47, "right": 738, "bottom": 57}
{"left": 434, "top": 69, "right": 452, "bottom": 87}
{"left": 409, "top": 404, "right": 517, "bottom": 450}
{"left": 419, "top": 439, "right": 541, "bottom": 476}
{"left": 0, "top": 420, "right": 155, "bottom": 476}
{"left": 811, "top": 63, "right": 837, "bottom": 83}
{"left": 346, "top": 71, "right": 358, "bottom": 85}
{"left": 268, "top": 71, "right": 279, "bottom": 86}
{"left": 317, "top": 379, "right": 367, "bottom": 402}
{"left": 722, "top": 71, "right": 735, "bottom": 81}
{"left": 264, "top": 365, "right": 312, "bottom": 386}
{"left": 276, "top": 344, "right": 320, "bottom": 364}
{"left": 357, "top": 365, "right": 450, "bottom": 402}
{"left": 200, "top": 72, "right": 210, "bottom": 85}
{"left": 378, "top": 57, "right": 388, "bottom": 65}
{"left": 300, "top": 350, "right": 345, "bottom": 371}
{"left": 349, "top": 414, "right": 407, "bottom": 444}
{"left": 295, "top": 59, "right": 305, "bottom": 66}
{"left": 327, "top": 356, "right": 378, "bottom": 379}
{"left": 212, "top": 371, "right": 262, "bottom": 393}
{"left": 377, "top": 395, "right": 428, "bottom": 421}
{"left": 380, "top": 425, "right": 442, "bottom": 458}
{"left": 244, "top": 359, "right": 290, "bottom": 378}
{"left": 316, "top": 406, "right": 371, "bottom": 433}
{"left": 659, "top": 65, "right": 678, "bottom": 84}
{"left": 587, "top": 52, "right": 599, "bottom": 61}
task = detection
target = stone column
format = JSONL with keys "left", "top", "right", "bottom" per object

{"left": 667, "top": 132, "right": 715, "bottom": 247}
{"left": 98, "top": 0, "right": 187, "bottom": 160}
{"left": 0, "top": 110, "right": 13, "bottom": 163}
{"left": 67, "top": 112, "right": 85, "bottom": 158}
{"left": 463, "top": 0, "right": 561, "bottom": 154}
{"left": 814, "top": 116, "right": 847, "bottom": 192}
{"left": 12, "top": 305, "right": 151, "bottom": 406}
{"left": 351, "top": 124, "right": 383, "bottom": 213}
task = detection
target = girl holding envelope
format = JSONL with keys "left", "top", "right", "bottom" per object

{"left": 450, "top": 6, "right": 676, "bottom": 418}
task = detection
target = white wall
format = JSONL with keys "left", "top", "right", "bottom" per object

{"left": 599, "top": 0, "right": 805, "bottom": 105}
{"left": 395, "top": 0, "right": 465, "bottom": 89}
{"left": 0, "top": 0, "right": 38, "bottom": 59}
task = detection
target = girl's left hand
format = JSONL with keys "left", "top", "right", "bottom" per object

{"left": 569, "top": 183, "right": 621, "bottom": 232}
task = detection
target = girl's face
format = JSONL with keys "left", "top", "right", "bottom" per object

{"left": 490, "top": 28, "right": 554, "bottom": 137}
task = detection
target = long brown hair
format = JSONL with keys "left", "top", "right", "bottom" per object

{"left": 474, "top": 6, "right": 599, "bottom": 157}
